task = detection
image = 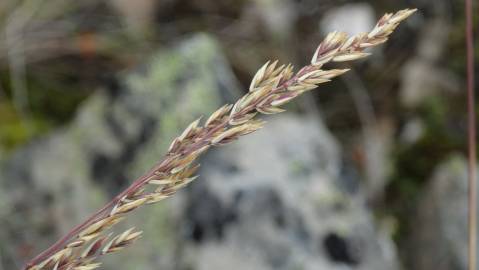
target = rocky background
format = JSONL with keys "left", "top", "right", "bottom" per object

{"left": 0, "top": 1, "right": 477, "bottom": 270}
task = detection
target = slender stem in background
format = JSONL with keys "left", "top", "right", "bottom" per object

{"left": 465, "top": 0, "right": 477, "bottom": 269}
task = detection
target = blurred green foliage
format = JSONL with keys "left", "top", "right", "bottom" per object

{"left": 0, "top": 100, "right": 48, "bottom": 151}
{"left": 387, "top": 95, "right": 466, "bottom": 244}
{"left": 0, "top": 68, "right": 93, "bottom": 152}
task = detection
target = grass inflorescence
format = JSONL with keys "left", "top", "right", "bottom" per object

{"left": 24, "top": 8, "right": 416, "bottom": 270}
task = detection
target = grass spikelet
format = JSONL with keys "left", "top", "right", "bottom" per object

{"left": 23, "top": 8, "right": 416, "bottom": 270}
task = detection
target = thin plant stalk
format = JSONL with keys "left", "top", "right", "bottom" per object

{"left": 465, "top": 0, "right": 477, "bottom": 269}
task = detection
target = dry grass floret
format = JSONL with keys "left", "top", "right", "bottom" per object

{"left": 24, "top": 8, "right": 416, "bottom": 270}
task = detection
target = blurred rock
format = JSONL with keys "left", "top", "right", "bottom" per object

{"left": 361, "top": 118, "right": 395, "bottom": 202}
{"left": 109, "top": 0, "right": 159, "bottom": 37}
{"left": 399, "top": 117, "right": 425, "bottom": 145}
{"left": 0, "top": 33, "right": 240, "bottom": 269}
{"left": 177, "top": 115, "right": 400, "bottom": 270}
{"left": 320, "top": 3, "right": 375, "bottom": 35}
{"left": 400, "top": 19, "right": 459, "bottom": 108}
{"left": 411, "top": 155, "right": 479, "bottom": 270}
{"left": 253, "top": 0, "right": 297, "bottom": 41}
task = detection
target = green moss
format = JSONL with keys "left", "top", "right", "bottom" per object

{"left": 288, "top": 160, "right": 312, "bottom": 178}
{"left": 0, "top": 101, "right": 51, "bottom": 152}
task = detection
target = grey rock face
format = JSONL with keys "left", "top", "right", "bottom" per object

{"left": 177, "top": 115, "right": 399, "bottom": 270}
{"left": 412, "top": 155, "right": 479, "bottom": 270}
